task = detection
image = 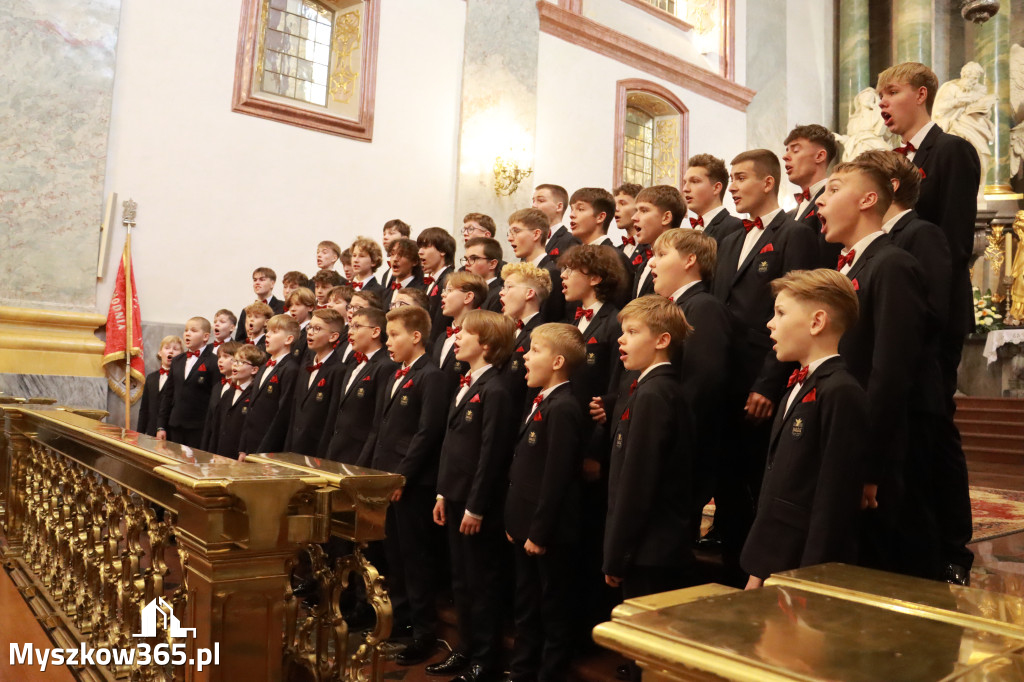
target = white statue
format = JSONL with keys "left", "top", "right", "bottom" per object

{"left": 835, "top": 88, "right": 895, "bottom": 162}
{"left": 933, "top": 62, "right": 997, "bottom": 183}
{"left": 1010, "top": 44, "right": 1024, "bottom": 178}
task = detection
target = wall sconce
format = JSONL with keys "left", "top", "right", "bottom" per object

{"left": 494, "top": 156, "right": 533, "bottom": 197}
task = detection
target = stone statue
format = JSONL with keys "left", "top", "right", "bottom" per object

{"left": 1010, "top": 44, "right": 1024, "bottom": 178}
{"left": 933, "top": 62, "right": 997, "bottom": 184}
{"left": 1008, "top": 211, "right": 1024, "bottom": 325}
{"left": 835, "top": 88, "right": 895, "bottom": 162}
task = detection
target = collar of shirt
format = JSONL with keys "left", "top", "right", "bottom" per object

{"left": 486, "top": 276, "right": 497, "bottom": 285}
{"left": 364, "top": 348, "right": 379, "bottom": 362}
{"left": 465, "top": 363, "right": 492, "bottom": 387}
{"left": 428, "top": 265, "right": 450, "bottom": 281}
{"left": 842, "top": 231, "right": 886, "bottom": 269}
{"left": 638, "top": 361, "right": 672, "bottom": 383}
{"left": 398, "top": 274, "right": 415, "bottom": 288}
{"left": 805, "top": 178, "right": 827, "bottom": 202}
{"left": 908, "top": 121, "right": 936, "bottom": 151}
{"left": 584, "top": 234, "right": 612, "bottom": 247}
{"left": 314, "top": 349, "right": 335, "bottom": 366}
{"left": 300, "top": 320, "right": 309, "bottom": 330}
{"left": 537, "top": 380, "right": 569, "bottom": 402}
{"left": 545, "top": 223, "right": 565, "bottom": 247}
{"left": 576, "top": 301, "right": 603, "bottom": 329}
{"left": 252, "top": 333, "right": 265, "bottom": 344}
{"left": 670, "top": 280, "right": 702, "bottom": 301}
{"left": 756, "top": 207, "right": 783, "bottom": 227}
{"left": 270, "top": 351, "right": 289, "bottom": 364}
{"left": 701, "top": 205, "right": 726, "bottom": 225}
{"left": 881, "top": 208, "right": 912, "bottom": 234}
{"left": 804, "top": 354, "right": 840, "bottom": 379}
{"left": 236, "top": 379, "right": 252, "bottom": 392}
{"left": 520, "top": 312, "right": 539, "bottom": 328}
{"left": 530, "top": 252, "right": 547, "bottom": 267}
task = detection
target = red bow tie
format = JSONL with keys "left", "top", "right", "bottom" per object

{"left": 795, "top": 189, "right": 811, "bottom": 203}
{"left": 742, "top": 217, "right": 764, "bottom": 233}
{"left": 446, "top": 325, "right": 461, "bottom": 338}
{"left": 894, "top": 142, "right": 916, "bottom": 156}
{"left": 787, "top": 366, "right": 809, "bottom": 387}
{"left": 307, "top": 362, "right": 323, "bottom": 373}
{"left": 391, "top": 281, "right": 402, "bottom": 291}
{"left": 837, "top": 249, "right": 856, "bottom": 270}
{"left": 159, "top": 368, "right": 169, "bottom": 376}
{"left": 233, "top": 383, "right": 243, "bottom": 391}
{"left": 186, "top": 350, "right": 200, "bottom": 359}
{"left": 515, "top": 319, "right": 524, "bottom": 330}
{"left": 629, "top": 379, "right": 638, "bottom": 395}
{"left": 459, "top": 374, "right": 472, "bottom": 388}
{"left": 221, "top": 377, "right": 229, "bottom": 385}
{"left": 574, "top": 308, "right": 594, "bottom": 322}
{"left": 247, "top": 338, "right": 256, "bottom": 345}
{"left": 423, "top": 276, "right": 435, "bottom": 288}
{"left": 621, "top": 235, "right": 635, "bottom": 246}
{"left": 353, "top": 351, "right": 368, "bottom": 364}
{"left": 213, "top": 341, "right": 222, "bottom": 349}
{"left": 395, "top": 366, "right": 411, "bottom": 379}
{"left": 266, "top": 359, "right": 277, "bottom": 368}
{"left": 352, "top": 281, "right": 364, "bottom": 291}
{"left": 689, "top": 216, "right": 704, "bottom": 228}
{"left": 532, "top": 394, "right": 544, "bottom": 406}
{"left": 315, "top": 304, "right": 328, "bottom": 310}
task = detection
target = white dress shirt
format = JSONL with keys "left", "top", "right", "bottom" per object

{"left": 784, "top": 354, "right": 839, "bottom": 416}
{"left": 738, "top": 208, "right": 783, "bottom": 268}
{"left": 839, "top": 231, "right": 886, "bottom": 275}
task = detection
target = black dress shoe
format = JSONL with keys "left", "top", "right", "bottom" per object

{"left": 426, "top": 652, "right": 469, "bottom": 676}
{"left": 451, "top": 664, "right": 498, "bottom": 682}
{"left": 944, "top": 563, "right": 970, "bottom": 586}
{"left": 396, "top": 637, "right": 438, "bottom": 666}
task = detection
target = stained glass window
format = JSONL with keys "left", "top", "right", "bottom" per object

{"left": 261, "top": 0, "right": 333, "bottom": 106}
{"left": 623, "top": 106, "right": 654, "bottom": 187}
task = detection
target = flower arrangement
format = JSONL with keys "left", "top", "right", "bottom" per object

{"left": 974, "top": 287, "right": 1004, "bottom": 333}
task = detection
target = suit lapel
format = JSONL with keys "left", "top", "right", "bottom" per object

{"left": 912, "top": 125, "right": 942, "bottom": 170}
{"left": 846, "top": 236, "right": 886, "bottom": 282}
{"left": 770, "top": 358, "right": 840, "bottom": 449}
{"left": 797, "top": 187, "right": 825, "bottom": 221}
{"left": 449, "top": 368, "right": 491, "bottom": 426}
{"left": 580, "top": 303, "right": 612, "bottom": 340}
{"left": 733, "top": 214, "right": 783, "bottom": 283}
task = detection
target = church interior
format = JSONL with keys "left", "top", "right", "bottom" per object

{"left": 4, "top": 0, "right": 1024, "bottom": 680}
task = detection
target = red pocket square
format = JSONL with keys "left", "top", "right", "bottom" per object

{"left": 620, "top": 408, "right": 630, "bottom": 421}
{"left": 403, "top": 379, "right": 414, "bottom": 389}
{"left": 802, "top": 388, "right": 816, "bottom": 403}
{"left": 587, "top": 337, "right": 598, "bottom": 345}
{"left": 632, "top": 253, "right": 644, "bottom": 266}
{"left": 533, "top": 410, "right": 543, "bottom": 422}
{"left": 317, "top": 378, "right": 326, "bottom": 387}
{"left": 270, "top": 375, "right": 279, "bottom": 383}
{"left": 918, "top": 167, "right": 926, "bottom": 179}
{"left": 806, "top": 209, "right": 816, "bottom": 218}
{"left": 362, "top": 375, "right": 372, "bottom": 381}
{"left": 198, "top": 363, "right": 207, "bottom": 371}
{"left": 852, "top": 278, "right": 860, "bottom": 291}
{"left": 516, "top": 346, "right": 525, "bottom": 353}
{"left": 550, "top": 248, "right": 560, "bottom": 256}
{"left": 759, "top": 243, "right": 774, "bottom": 254}
{"left": 470, "top": 394, "right": 481, "bottom": 404}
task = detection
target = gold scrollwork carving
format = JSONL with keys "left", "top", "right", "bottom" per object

{"left": 329, "top": 9, "right": 362, "bottom": 104}
{"left": 653, "top": 118, "right": 680, "bottom": 185}
{"left": 685, "top": 0, "right": 719, "bottom": 35}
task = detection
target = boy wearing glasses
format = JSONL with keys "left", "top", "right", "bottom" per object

{"left": 464, "top": 237, "right": 506, "bottom": 313}
{"left": 242, "top": 314, "right": 300, "bottom": 457}
{"left": 207, "top": 344, "right": 264, "bottom": 458}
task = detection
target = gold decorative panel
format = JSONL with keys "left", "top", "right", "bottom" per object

{"left": 329, "top": 9, "right": 362, "bottom": 103}
{"left": 0, "top": 306, "right": 106, "bottom": 377}
{"left": 653, "top": 117, "right": 680, "bottom": 186}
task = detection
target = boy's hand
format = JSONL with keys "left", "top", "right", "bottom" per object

{"left": 745, "top": 575, "right": 764, "bottom": 590}
{"left": 589, "top": 397, "right": 607, "bottom": 424}
{"left": 460, "top": 514, "right": 482, "bottom": 535}
{"left": 524, "top": 539, "right": 546, "bottom": 556}
{"left": 432, "top": 499, "right": 446, "bottom": 526}
{"left": 605, "top": 574, "right": 623, "bottom": 587}
{"left": 390, "top": 487, "right": 403, "bottom": 502}
{"left": 744, "top": 392, "right": 775, "bottom": 422}
{"left": 861, "top": 483, "right": 879, "bottom": 509}
{"left": 155, "top": 429, "right": 167, "bottom": 441}
{"left": 582, "top": 458, "right": 601, "bottom": 481}
{"left": 506, "top": 531, "right": 514, "bottom": 543}
{"left": 238, "top": 452, "right": 247, "bottom": 461}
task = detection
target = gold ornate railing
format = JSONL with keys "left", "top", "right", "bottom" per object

{"left": 0, "top": 405, "right": 403, "bottom": 682}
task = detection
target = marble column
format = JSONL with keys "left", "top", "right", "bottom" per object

{"left": 975, "top": 7, "right": 1013, "bottom": 191}
{"left": 894, "top": 0, "right": 932, "bottom": 65}
{"left": 838, "top": 0, "right": 870, "bottom": 131}
{"left": 745, "top": 0, "right": 787, "bottom": 153}
{"left": 452, "top": 0, "right": 539, "bottom": 262}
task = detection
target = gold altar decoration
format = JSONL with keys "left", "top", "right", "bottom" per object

{"left": 1, "top": 406, "right": 403, "bottom": 681}
{"left": 329, "top": 9, "right": 362, "bottom": 104}
{"left": 986, "top": 222, "right": 1007, "bottom": 302}
{"left": 1008, "top": 210, "right": 1024, "bottom": 324}
{"left": 653, "top": 118, "right": 680, "bottom": 186}
{"left": 0, "top": 306, "right": 106, "bottom": 377}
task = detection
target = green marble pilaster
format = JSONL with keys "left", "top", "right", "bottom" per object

{"left": 894, "top": 0, "right": 932, "bottom": 65}
{"left": 838, "top": 0, "right": 870, "bottom": 131}
{"left": 975, "top": 8, "right": 1012, "bottom": 190}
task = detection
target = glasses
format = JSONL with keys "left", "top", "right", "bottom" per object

{"left": 231, "top": 359, "right": 253, "bottom": 366}
{"left": 348, "top": 304, "right": 366, "bottom": 314}
{"left": 349, "top": 323, "right": 378, "bottom": 331}
{"left": 460, "top": 255, "right": 493, "bottom": 266}
{"left": 462, "top": 226, "right": 490, "bottom": 236}
{"left": 501, "top": 283, "right": 532, "bottom": 293}
{"left": 508, "top": 227, "right": 533, "bottom": 237}
{"left": 307, "top": 325, "right": 327, "bottom": 334}
{"left": 389, "top": 300, "right": 410, "bottom": 309}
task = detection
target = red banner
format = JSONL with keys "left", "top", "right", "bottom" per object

{"left": 102, "top": 240, "right": 145, "bottom": 388}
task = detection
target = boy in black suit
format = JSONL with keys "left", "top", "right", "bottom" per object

{"left": 433, "top": 271, "right": 488, "bottom": 394}
{"left": 464, "top": 237, "right": 505, "bottom": 313}
{"left": 417, "top": 226, "right": 458, "bottom": 345}
{"left": 366, "top": 305, "right": 449, "bottom": 665}
{"left": 137, "top": 335, "right": 182, "bottom": 436}
{"left": 507, "top": 208, "right": 566, "bottom": 323}
{"left": 264, "top": 308, "right": 345, "bottom": 456}
{"left": 284, "top": 287, "right": 314, "bottom": 362}
{"left": 208, "top": 344, "right": 263, "bottom": 458}
{"left": 242, "top": 314, "right": 300, "bottom": 457}
{"left": 613, "top": 183, "right": 642, "bottom": 259}
{"left": 157, "top": 317, "right": 221, "bottom": 447}
{"left": 741, "top": 269, "right": 868, "bottom": 587}
{"left": 569, "top": 188, "right": 633, "bottom": 304}
{"left": 321, "top": 306, "right": 395, "bottom": 464}
{"left": 430, "top": 311, "right": 517, "bottom": 682}
{"left": 499, "top": 262, "right": 552, "bottom": 412}
{"left": 381, "top": 219, "right": 412, "bottom": 290}
{"left": 816, "top": 158, "right": 931, "bottom": 578}
{"left": 651, "top": 229, "right": 738, "bottom": 540}
{"left": 234, "top": 267, "right": 284, "bottom": 341}
{"left": 711, "top": 149, "right": 820, "bottom": 582}
{"left": 211, "top": 309, "right": 236, "bottom": 350}
{"left": 630, "top": 185, "right": 685, "bottom": 300}
{"left": 243, "top": 300, "right": 273, "bottom": 352}
{"left": 202, "top": 340, "right": 242, "bottom": 450}
{"left": 682, "top": 154, "right": 744, "bottom": 245}
{"left": 505, "top": 323, "right": 586, "bottom": 682}
{"left": 350, "top": 236, "right": 386, "bottom": 296}
{"left": 382, "top": 238, "right": 425, "bottom": 309}
{"left": 605, "top": 296, "right": 696, "bottom": 600}
{"left": 533, "top": 184, "right": 579, "bottom": 258}
{"left": 311, "top": 269, "right": 344, "bottom": 309}
{"left": 281, "top": 270, "right": 312, "bottom": 302}
{"left": 783, "top": 124, "right": 841, "bottom": 268}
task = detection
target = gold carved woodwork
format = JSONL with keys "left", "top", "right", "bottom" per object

{"left": 653, "top": 118, "right": 680, "bottom": 185}
{"left": 1008, "top": 211, "right": 1024, "bottom": 323}
{"left": 329, "top": 9, "right": 362, "bottom": 104}
{"left": 0, "top": 306, "right": 106, "bottom": 377}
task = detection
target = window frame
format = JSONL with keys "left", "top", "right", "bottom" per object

{"left": 613, "top": 79, "right": 689, "bottom": 189}
{"left": 232, "top": 0, "right": 380, "bottom": 141}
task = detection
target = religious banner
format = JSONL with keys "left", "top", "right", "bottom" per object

{"left": 102, "top": 237, "right": 145, "bottom": 403}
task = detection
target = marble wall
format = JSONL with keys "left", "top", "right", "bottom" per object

{"left": 0, "top": 375, "right": 108, "bottom": 412}
{"left": 745, "top": 0, "right": 788, "bottom": 154}
{"left": 0, "top": 0, "right": 120, "bottom": 312}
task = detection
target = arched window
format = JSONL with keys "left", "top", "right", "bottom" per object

{"left": 614, "top": 80, "right": 689, "bottom": 188}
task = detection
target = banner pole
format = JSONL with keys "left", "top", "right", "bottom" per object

{"left": 122, "top": 199, "right": 137, "bottom": 431}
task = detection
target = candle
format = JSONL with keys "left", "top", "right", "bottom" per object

{"left": 1007, "top": 233, "right": 1013, "bottom": 278}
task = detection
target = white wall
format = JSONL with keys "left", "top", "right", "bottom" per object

{"left": 98, "top": 0, "right": 466, "bottom": 324}
{"left": 534, "top": 33, "right": 748, "bottom": 236}
{"left": 785, "top": 0, "right": 835, "bottom": 131}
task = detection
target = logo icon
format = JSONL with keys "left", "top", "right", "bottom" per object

{"left": 134, "top": 598, "right": 196, "bottom": 638}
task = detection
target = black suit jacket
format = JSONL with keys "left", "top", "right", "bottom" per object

{"left": 505, "top": 313, "right": 545, "bottom": 415}
{"left": 568, "top": 303, "right": 621, "bottom": 464}
{"left": 242, "top": 353, "right": 300, "bottom": 453}
{"left": 740, "top": 357, "right": 868, "bottom": 579}
{"left": 271, "top": 350, "right": 343, "bottom": 455}
{"left": 545, "top": 225, "right": 580, "bottom": 259}
{"left": 703, "top": 209, "right": 745, "bottom": 246}
{"left": 381, "top": 273, "right": 426, "bottom": 310}
{"left": 158, "top": 346, "right": 221, "bottom": 432}
{"left": 437, "top": 367, "right": 515, "bottom": 514}
{"left": 208, "top": 383, "right": 253, "bottom": 458}
{"left": 355, "top": 275, "right": 385, "bottom": 300}
{"left": 838, "top": 237, "right": 928, "bottom": 483}
{"left": 366, "top": 354, "right": 450, "bottom": 487}
{"left": 912, "top": 125, "right": 981, "bottom": 337}
{"left": 712, "top": 212, "right": 820, "bottom": 402}
{"left": 536, "top": 254, "right": 567, "bottom": 322}
{"left": 137, "top": 370, "right": 164, "bottom": 436}
{"left": 320, "top": 349, "right": 397, "bottom": 464}
{"left": 425, "top": 267, "right": 453, "bottom": 345}
{"left": 604, "top": 365, "right": 694, "bottom": 576}
{"left": 483, "top": 277, "right": 504, "bottom": 313}
{"left": 629, "top": 245, "right": 656, "bottom": 300}
{"left": 234, "top": 296, "right": 285, "bottom": 341}
{"left": 201, "top": 380, "right": 232, "bottom": 449}
{"left": 290, "top": 325, "right": 309, "bottom": 363}
{"left": 431, "top": 329, "right": 470, "bottom": 396}
{"left": 504, "top": 383, "right": 584, "bottom": 546}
